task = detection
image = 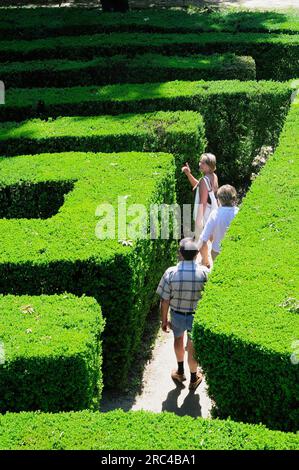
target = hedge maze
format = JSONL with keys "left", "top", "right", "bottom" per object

{"left": 0, "top": 150, "right": 178, "bottom": 390}
{"left": 0, "top": 294, "right": 104, "bottom": 412}
{"left": 1, "top": 32, "right": 298, "bottom": 80}
{"left": 1, "top": 54, "right": 256, "bottom": 89}
{"left": 0, "top": 6, "right": 298, "bottom": 449}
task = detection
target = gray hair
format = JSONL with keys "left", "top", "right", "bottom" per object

{"left": 179, "top": 237, "right": 199, "bottom": 260}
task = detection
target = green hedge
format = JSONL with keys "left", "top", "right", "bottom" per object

{"left": 0, "top": 111, "right": 206, "bottom": 206}
{"left": 2, "top": 81, "right": 291, "bottom": 188}
{"left": 1, "top": 53, "right": 256, "bottom": 89}
{"left": 192, "top": 101, "right": 299, "bottom": 432}
{"left": 0, "top": 180, "right": 75, "bottom": 219}
{"left": 0, "top": 8, "right": 299, "bottom": 39}
{"left": 0, "top": 151, "right": 177, "bottom": 390}
{"left": 0, "top": 32, "right": 298, "bottom": 80}
{"left": 0, "top": 293, "right": 104, "bottom": 412}
{"left": 0, "top": 410, "right": 298, "bottom": 450}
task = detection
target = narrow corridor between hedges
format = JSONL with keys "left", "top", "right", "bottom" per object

{"left": 101, "top": 327, "right": 213, "bottom": 417}
{"left": 100, "top": 248, "right": 214, "bottom": 418}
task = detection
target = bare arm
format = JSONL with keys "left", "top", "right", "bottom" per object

{"left": 199, "top": 178, "right": 209, "bottom": 214}
{"left": 181, "top": 162, "right": 199, "bottom": 188}
{"left": 200, "top": 242, "right": 210, "bottom": 268}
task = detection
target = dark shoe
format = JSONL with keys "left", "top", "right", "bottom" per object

{"left": 189, "top": 371, "right": 203, "bottom": 391}
{"left": 171, "top": 369, "right": 186, "bottom": 383}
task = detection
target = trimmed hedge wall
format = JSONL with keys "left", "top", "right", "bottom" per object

{"left": 0, "top": 294, "right": 104, "bottom": 412}
{"left": 192, "top": 101, "right": 299, "bottom": 432}
{"left": 0, "top": 110, "right": 206, "bottom": 206}
{"left": 0, "top": 151, "right": 178, "bottom": 390}
{"left": 0, "top": 32, "right": 298, "bottom": 80}
{"left": 0, "top": 8, "right": 299, "bottom": 39}
{"left": 0, "top": 180, "right": 75, "bottom": 219}
{"left": 0, "top": 53, "right": 256, "bottom": 89}
{"left": 2, "top": 81, "right": 291, "bottom": 188}
{"left": 0, "top": 410, "right": 298, "bottom": 450}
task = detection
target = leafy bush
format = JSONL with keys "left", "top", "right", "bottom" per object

{"left": 1, "top": 53, "right": 256, "bottom": 89}
{"left": 0, "top": 410, "right": 298, "bottom": 450}
{"left": 0, "top": 110, "right": 206, "bottom": 205}
{"left": 0, "top": 151, "right": 178, "bottom": 390}
{"left": 3, "top": 81, "right": 291, "bottom": 188}
{"left": 0, "top": 32, "right": 298, "bottom": 79}
{"left": 0, "top": 293, "right": 104, "bottom": 412}
{"left": 192, "top": 102, "right": 299, "bottom": 432}
{"left": 0, "top": 180, "right": 74, "bottom": 219}
{"left": 0, "top": 8, "right": 299, "bottom": 39}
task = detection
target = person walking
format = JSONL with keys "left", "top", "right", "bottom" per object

{"left": 156, "top": 238, "right": 209, "bottom": 391}
{"left": 198, "top": 184, "right": 239, "bottom": 266}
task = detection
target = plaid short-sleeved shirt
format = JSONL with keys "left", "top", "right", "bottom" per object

{"left": 156, "top": 261, "right": 209, "bottom": 312}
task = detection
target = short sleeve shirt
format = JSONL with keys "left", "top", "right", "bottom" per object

{"left": 156, "top": 261, "right": 209, "bottom": 312}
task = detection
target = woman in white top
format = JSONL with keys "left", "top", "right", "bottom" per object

{"left": 199, "top": 184, "right": 239, "bottom": 267}
{"left": 182, "top": 153, "right": 219, "bottom": 240}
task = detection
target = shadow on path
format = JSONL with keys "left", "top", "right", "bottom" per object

{"left": 100, "top": 303, "right": 161, "bottom": 412}
{"left": 161, "top": 385, "right": 202, "bottom": 418}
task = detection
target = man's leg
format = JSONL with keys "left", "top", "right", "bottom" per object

{"left": 171, "top": 335, "right": 186, "bottom": 382}
{"left": 170, "top": 312, "right": 186, "bottom": 382}
{"left": 186, "top": 335, "right": 203, "bottom": 390}
{"left": 186, "top": 336, "right": 198, "bottom": 374}
{"left": 174, "top": 335, "right": 184, "bottom": 362}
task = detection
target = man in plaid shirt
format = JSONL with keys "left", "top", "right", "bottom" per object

{"left": 156, "top": 237, "right": 209, "bottom": 390}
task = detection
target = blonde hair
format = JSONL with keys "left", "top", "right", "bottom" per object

{"left": 217, "top": 185, "right": 237, "bottom": 207}
{"left": 200, "top": 153, "right": 217, "bottom": 172}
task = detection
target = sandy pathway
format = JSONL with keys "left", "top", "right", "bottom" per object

{"left": 100, "top": 327, "right": 213, "bottom": 418}
{"left": 130, "top": 329, "right": 212, "bottom": 418}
